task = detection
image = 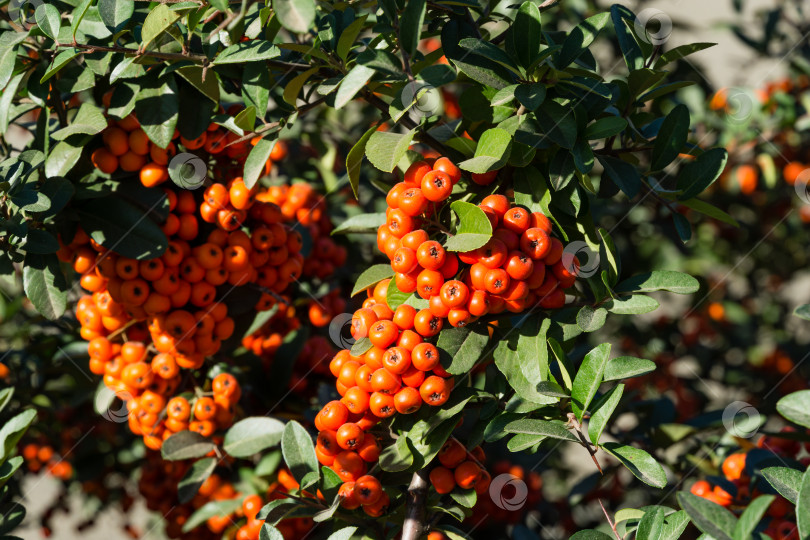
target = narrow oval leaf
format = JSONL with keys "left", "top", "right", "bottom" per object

{"left": 35, "top": 3, "right": 61, "bottom": 40}
{"left": 762, "top": 467, "right": 802, "bottom": 504}
{"left": 676, "top": 492, "right": 737, "bottom": 540}
{"left": 161, "top": 430, "right": 216, "bottom": 461}
{"left": 352, "top": 264, "right": 394, "bottom": 296}
{"left": 615, "top": 271, "right": 699, "bottom": 295}
{"left": 365, "top": 129, "right": 416, "bottom": 173}
{"left": 22, "top": 253, "right": 67, "bottom": 320}
{"left": 281, "top": 421, "right": 318, "bottom": 487}
{"left": 604, "top": 442, "right": 667, "bottom": 488}
{"left": 651, "top": 104, "right": 690, "bottom": 172}
{"left": 223, "top": 417, "right": 285, "bottom": 458}
{"left": 777, "top": 390, "right": 810, "bottom": 429}
{"left": 588, "top": 383, "right": 624, "bottom": 446}
{"left": 571, "top": 343, "right": 611, "bottom": 420}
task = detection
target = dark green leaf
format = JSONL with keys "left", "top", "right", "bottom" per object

{"left": 597, "top": 155, "right": 641, "bottom": 198}
{"left": 0, "top": 409, "right": 36, "bottom": 461}
{"left": 585, "top": 117, "right": 627, "bottom": 140}
{"left": 651, "top": 105, "right": 690, "bottom": 171}
{"left": 676, "top": 492, "right": 737, "bottom": 540}
{"left": 437, "top": 326, "right": 489, "bottom": 375}
{"left": 379, "top": 434, "right": 414, "bottom": 472}
{"left": 677, "top": 148, "right": 729, "bottom": 200}
{"left": 558, "top": 12, "right": 610, "bottom": 67}
{"left": 654, "top": 43, "right": 716, "bottom": 69}
{"left": 177, "top": 458, "right": 216, "bottom": 504}
{"left": 503, "top": 419, "right": 577, "bottom": 442}
{"left": 610, "top": 5, "right": 644, "bottom": 71}
{"left": 733, "top": 495, "right": 774, "bottom": 540}
{"left": 24, "top": 229, "right": 59, "bottom": 254}
{"left": 22, "top": 253, "right": 67, "bottom": 320}
{"left": 161, "top": 431, "right": 216, "bottom": 460}
{"left": 511, "top": 1, "right": 542, "bottom": 69}
{"left": 605, "top": 295, "right": 659, "bottom": 315}
{"left": 76, "top": 196, "right": 168, "bottom": 259}
{"left": 134, "top": 74, "right": 179, "bottom": 149}
{"left": 536, "top": 100, "right": 577, "bottom": 149}
{"left": 51, "top": 103, "right": 107, "bottom": 140}
{"left": 400, "top": 0, "right": 426, "bottom": 58}
{"left": 604, "top": 442, "right": 667, "bottom": 488}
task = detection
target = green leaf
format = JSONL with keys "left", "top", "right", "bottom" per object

{"left": 366, "top": 129, "right": 416, "bottom": 173}
{"left": 604, "top": 442, "right": 667, "bottom": 488}
{"left": 282, "top": 67, "right": 317, "bottom": 106}
{"left": 654, "top": 42, "right": 715, "bottom": 69}
{"left": 45, "top": 140, "right": 85, "bottom": 178}
{"left": 274, "top": 0, "right": 315, "bottom": 33}
{"left": 400, "top": 0, "right": 426, "bottom": 58}
{"left": 677, "top": 148, "right": 729, "bottom": 200}
{"left": 97, "top": 0, "right": 133, "bottom": 33}
{"left": 177, "top": 457, "right": 216, "bottom": 504}
{"left": 213, "top": 41, "right": 281, "bottom": 64}
{"left": 25, "top": 229, "right": 59, "bottom": 254}
{"left": 332, "top": 213, "right": 386, "bottom": 234}
{"left": 761, "top": 467, "right": 802, "bottom": 504}
{"left": 585, "top": 117, "right": 627, "bottom": 140}
{"left": 281, "top": 421, "right": 318, "bottom": 488}
{"left": 651, "top": 105, "right": 690, "bottom": 171}
{"left": 76, "top": 196, "right": 168, "bottom": 259}
{"left": 51, "top": 103, "right": 107, "bottom": 140}
{"left": 458, "top": 128, "right": 512, "bottom": 173}
{"left": 571, "top": 343, "right": 611, "bottom": 420}
{"left": 336, "top": 64, "right": 375, "bottom": 110}
{"left": 444, "top": 201, "right": 494, "bottom": 252}
{"left": 610, "top": 5, "right": 644, "bottom": 71}
{"left": 570, "top": 532, "right": 614, "bottom": 540}
{"left": 597, "top": 155, "right": 641, "bottom": 199}
{"left": 576, "top": 305, "right": 607, "bottom": 332}
{"left": 35, "top": 3, "right": 61, "bottom": 40}
{"left": 260, "top": 524, "right": 286, "bottom": 540}
{"left": 605, "top": 295, "right": 659, "bottom": 315}
{"left": 558, "top": 12, "right": 610, "bottom": 67}
{"left": 777, "top": 390, "right": 810, "bottom": 429}
{"left": 459, "top": 38, "right": 521, "bottom": 75}
{"left": 22, "top": 253, "right": 67, "bottom": 320}
{"left": 588, "top": 384, "right": 624, "bottom": 446}
{"left": 352, "top": 264, "right": 394, "bottom": 296}
{"left": 676, "top": 492, "right": 737, "bottom": 540}
{"left": 615, "top": 271, "right": 699, "bottom": 295}
{"left": 437, "top": 325, "right": 490, "bottom": 375}
{"left": 134, "top": 74, "right": 179, "bottom": 149}
{"left": 337, "top": 16, "right": 368, "bottom": 61}
{"left": 327, "top": 527, "right": 359, "bottom": 540}
{"left": 0, "top": 502, "right": 26, "bottom": 533}
{"left": 161, "top": 431, "right": 216, "bottom": 460}
{"left": 183, "top": 499, "right": 242, "bottom": 533}
{"left": 511, "top": 1, "right": 542, "bottom": 69}
{"left": 733, "top": 495, "right": 773, "bottom": 540}
{"left": 346, "top": 125, "right": 377, "bottom": 198}
{"left": 603, "top": 357, "right": 656, "bottom": 381}
{"left": 661, "top": 510, "right": 691, "bottom": 540}
{"left": 535, "top": 100, "right": 577, "bottom": 149}
{"left": 40, "top": 48, "right": 82, "bottom": 84}
{"left": 141, "top": 4, "right": 181, "bottom": 50}
{"left": 0, "top": 72, "right": 24, "bottom": 134}
{"left": 0, "top": 409, "right": 36, "bottom": 461}
{"left": 223, "top": 417, "right": 285, "bottom": 458}
{"left": 636, "top": 507, "right": 665, "bottom": 540}
{"left": 379, "top": 434, "right": 414, "bottom": 472}
{"left": 386, "top": 279, "right": 411, "bottom": 311}
{"left": 450, "top": 488, "right": 477, "bottom": 509}
{"left": 0, "top": 388, "right": 14, "bottom": 416}
{"left": 678, "top": 198, "right": 739, "bottom": 227}
{"left": 243, "top": 138, "right": 276, "bottom": 189}
{"left": 513, "top": 165, "right": 552, "bottom": 215}
{"left": 0, "top": 33, "right": 26, "bottom": 89}
{"left": 503, "top": 419, "right": 577, "bottom": 442}
{"left": 0, "top": 457, "right": 23, "bottom": 491}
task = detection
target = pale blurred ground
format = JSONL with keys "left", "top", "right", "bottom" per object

{"left": 13, "top": 0, "right": 792, "bottom": 538}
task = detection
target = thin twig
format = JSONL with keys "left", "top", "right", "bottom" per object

{"left": 599, "top": 499, "right": 622, "bottom": 540}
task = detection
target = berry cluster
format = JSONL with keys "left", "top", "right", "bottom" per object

{"left": 21, "top": 443, "right": 73, "bottom": 480}
{"left": 690, "top": 428, "right": 806, "bottom": 539}
{"left": 381, "top": 158, "right": 576, "bottom": 330}
{"left": 429, "top": 439, "right": 490, "bottom": 495}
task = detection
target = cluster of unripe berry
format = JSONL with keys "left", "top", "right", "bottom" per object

{"left": 380, "top": 159, "right": 576, "bottom": 330}
{"left": 690, "top": 428, "right": 806, "bottom": 540}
